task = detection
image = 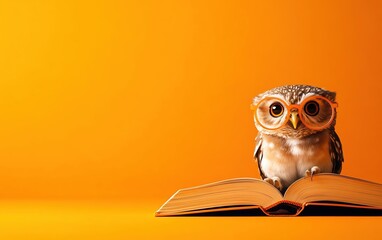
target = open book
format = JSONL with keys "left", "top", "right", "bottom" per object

{"left": 156, "top": 174, "right": 382, "bottom": 216}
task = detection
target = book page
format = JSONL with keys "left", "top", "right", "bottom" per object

{"left": 284, "top": 174, "right": 382, "bottom": 208}
{"left": 157, "top": 178, "right": 283, "bottom": 215}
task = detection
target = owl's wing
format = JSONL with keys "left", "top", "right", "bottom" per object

{"left": 254, "top": 133, "right": 266, "bottom": 179}
{"left": 329, "top": 129, "right": 344, "bottom": 174}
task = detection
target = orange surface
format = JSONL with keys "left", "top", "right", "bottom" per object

{"left": 0, "top": 0, "right": 382, "bottom": 239}
{"left": 0, "top": 200, "right": 380, "bottom": 240}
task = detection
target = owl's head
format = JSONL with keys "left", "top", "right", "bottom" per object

{"left": 252, "top": 85, "right": 338, "bottom": 138}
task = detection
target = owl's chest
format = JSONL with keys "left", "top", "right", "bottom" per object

{"left": 260, "top": 133, "right": 332, "bottom": 184}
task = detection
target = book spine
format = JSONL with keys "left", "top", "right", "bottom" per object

{"left": 264, "top": 200, "right": 303, "bottom": 211}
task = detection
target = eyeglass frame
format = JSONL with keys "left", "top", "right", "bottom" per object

{"left": 250, "top": 95, "right": 338, "bottom": 131}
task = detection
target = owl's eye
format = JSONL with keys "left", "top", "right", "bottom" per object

{"left": 269, "top": 102, "right": 284, "bottom": 118}
{"left": 304, "top": 101, "right": 320, "bottom": 116}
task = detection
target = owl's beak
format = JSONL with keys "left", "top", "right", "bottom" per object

{"left": 290, "top": 112, "right": 299, "bottom": 129}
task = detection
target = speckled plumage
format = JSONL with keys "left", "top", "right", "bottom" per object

{"left": 253, "top": 85, "right": 344, "bottom": 192}
{"left": 253, "top": 85, "right": 336, "bottom": 105}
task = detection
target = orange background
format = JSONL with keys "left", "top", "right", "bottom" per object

{"left": 0, "top": 0, "right": 381, "bottom": 239}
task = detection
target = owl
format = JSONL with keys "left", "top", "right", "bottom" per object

{"left": 252, "top": 85, "right": 344, "bottom": 192}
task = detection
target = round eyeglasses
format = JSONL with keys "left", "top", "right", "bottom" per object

{"left": 250, "top": 96, "right": 338, "bottom": 131}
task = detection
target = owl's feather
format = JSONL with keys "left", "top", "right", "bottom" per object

{"left": 254, "top": 133, "right": 266, "bottom": 179}
{"left": 254, "top": 129, "right": 344, "bottom": 181}
{"left": 329, "top": 128, "right": 344, "bottom": 173}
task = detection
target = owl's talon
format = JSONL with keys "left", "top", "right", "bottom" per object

{"left": 305, "top": 166, "right": 321, "bottom": 181}
{"left": 264, "top": 177, "right": 283, "bottom": 191}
